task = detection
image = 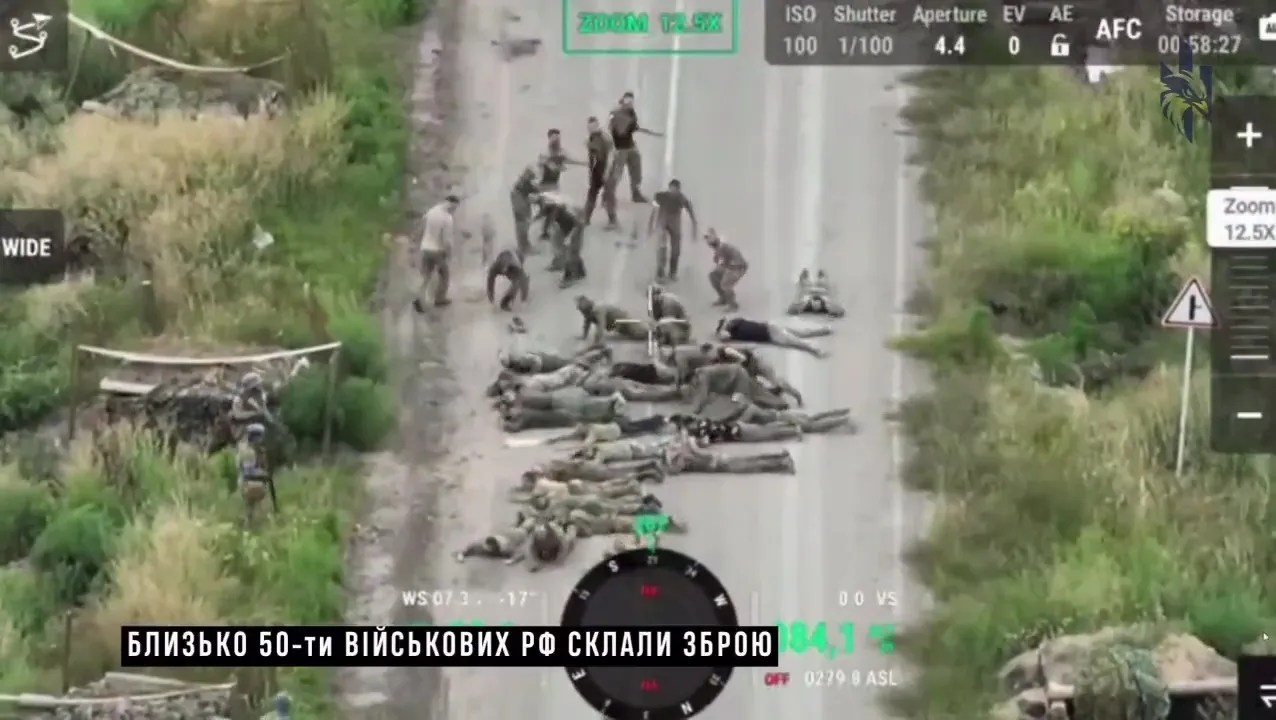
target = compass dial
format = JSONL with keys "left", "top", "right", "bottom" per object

{"left": 560, "top": 548, "right": 739, "bottom": 720}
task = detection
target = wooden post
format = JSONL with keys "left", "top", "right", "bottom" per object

{"left": 59, "top": 611, "right": 73, "bottom": 693}
{"left": 321, "top": 347, "right": 341, "bottom": 456}
{"left": 61, "top": 31, "right": 90, "bottom": 103}
{"left": 66, "top": 343, "right": 80, "bottom": 443}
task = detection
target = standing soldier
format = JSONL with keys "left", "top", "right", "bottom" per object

{"left": 704, "top": 228, "right": 748, "bottom": 311}
{"left": 237, "top": 423, "right": 277, "bottom": 528}
{"left": 537, "top": 129, "right": 586, "bottom": 241}
{"left": 414, "top": 193, "right": 460, "bottom": 312}
{"left": 606, "top": 92, "right": 663, "bottom": 204}
{"left": 583, "top": 116, "right": 619, "bottom": 229}
{"left": 535, "top": 192, "right": 587, "bottom": 286}
{"left": 647, "top": 179, "right": 699, "bottom": 282}
{"left": 510, "top": 165, "right": 538, "bottom": 257}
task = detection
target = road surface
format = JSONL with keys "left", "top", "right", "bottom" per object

{"left": 417, "top": 1, "right": 929, "bottom": 718}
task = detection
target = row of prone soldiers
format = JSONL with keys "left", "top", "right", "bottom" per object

{"left": 458, "top": 292, "right": 855, "bottom": 571}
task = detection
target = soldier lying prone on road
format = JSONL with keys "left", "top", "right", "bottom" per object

{"left": 721, "top": 393, "right": 856, "bottom": 432}
{"left": 715, "top": 346, "right": 804, "bottom": 406}
{"left": 499, "top": 392, "right": 625, "bottom": 431}
{"left": 455, "top": 512, "right": 536, "bottom": 563}
{"left": 544, "top": 416, "right": 672, "bottom": 445}
{"left": 538, "top": 457, "right": 666, "bottom": 484}
{"left": 669, "top": 414, "right": 800, "bottom": 444}
{"left": 507, "top": 520, "right": 578, "bottom": 572}
{"left": 499, "top": 346, "right": 609, "bottom": 375}
{"left": 787, "top": 269, "right": 845, "bottom": 317}
{"left": 715, "top": 316, "right": 831, "bottom": 358}
{"left": 572, "top": 435, "right": 680, "bottom": 464}
{"left": 661, "top": 433, "right": 796, "bottom": 475}
{"left": 486, "top": 349, "right": 612, "bottom": 397}
{"left": 686, "top": 362, "right": 790, "bottom": 415}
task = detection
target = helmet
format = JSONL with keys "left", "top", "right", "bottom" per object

{"left": 245, "top": 423, "right": 266, "bottom": 440}
{"left": 240, "top": 372, "right": 263, "bottom": 390}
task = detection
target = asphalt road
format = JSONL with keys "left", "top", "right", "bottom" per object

{"left": 419, "top": 1, "right": 929, "bottom": 718}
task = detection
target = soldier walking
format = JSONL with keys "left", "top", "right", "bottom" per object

{"left": 647, "top": 179, "right": 699, "bottom": 282}
{"left": 606, "top": 92, "right": 663, "bottom": 204}
{"left": 414, "top": 193, "right": 460, "bottom": 311}
{"left": 583, "top": 116, "right": 619, "bottom": 229}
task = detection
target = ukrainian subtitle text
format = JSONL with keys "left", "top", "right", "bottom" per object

{"left": 121, "top": 625, "right": 780, "bottom": 667}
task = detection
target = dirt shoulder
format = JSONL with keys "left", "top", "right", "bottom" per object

{"left": 333, "top": 0, "right": 462, "bottom": 716}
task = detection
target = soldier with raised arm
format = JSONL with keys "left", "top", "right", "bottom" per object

{"left": 606, "top": 91, "right": 662, "bottom": 203}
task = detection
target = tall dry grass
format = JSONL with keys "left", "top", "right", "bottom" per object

{"left": 890, "top": 64, "right": 1276, "bottom": 718}
{"left": 1, "top": 97, "right": 344, "bottom": 332}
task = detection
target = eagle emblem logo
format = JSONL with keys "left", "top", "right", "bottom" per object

{"left": 1160, "top": 38, "right": 1213, "bottom": 143}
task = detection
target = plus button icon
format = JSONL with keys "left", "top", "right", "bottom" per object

{"left": 1238, "top": 122, "right": 1264, "bottom": 148}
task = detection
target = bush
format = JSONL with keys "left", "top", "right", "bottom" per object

{"left": 334, "top": 376, "right": 396, "bottom": 451}
{"left": 281, "top": 369, "right": 396, "bottom": 451}
{"left": 30, "top": 505, "right": 120, "bottom": 605}
{"left": 0, "top": 473, "right": 53, "bottom": 564}
{"left": 326, "top": 295, "right": 388, "bottom": 382}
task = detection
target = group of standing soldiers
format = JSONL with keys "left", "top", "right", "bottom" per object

{"left": 469, "top": 90, "right": 752, "bottom": 311}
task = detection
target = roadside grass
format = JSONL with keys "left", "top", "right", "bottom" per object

{"left": 888, "top": 66, "right": 1276, "bottom": 718}
{"left": 0, "top": 0, "right": 426, "bottom": 711}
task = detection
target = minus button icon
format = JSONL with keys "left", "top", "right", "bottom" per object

{"left": 1237, "top": 411, "right": 1264, "bottom": 420}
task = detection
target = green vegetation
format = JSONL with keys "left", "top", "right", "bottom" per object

{"left": 0, "top": 0, "right": 427, "bottom": 711}
{"left": 889, "top": 66, "right": 1276, "bottom": 717}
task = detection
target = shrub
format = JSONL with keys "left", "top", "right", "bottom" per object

{"left": 280, "top": 369, "right": 395, "bottom": 450}
{"left": 328, "top": 300, "right": 388, "bottom": 383}
{"left": 30, "top": 505, "right": 120, "bottom": 605}
{"left": 334, "top": 376, "right": 396, "bottom": 451}
{"left": 0, "top": 472, "right": 53, "bottom": 564}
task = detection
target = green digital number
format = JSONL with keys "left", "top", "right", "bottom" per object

{"left": 841, "top": 622, "right": 855, "bottom": 654}
{"left": 777, "top": 621, "right": 831, "bottom": 655}
{"left": 870, "top": 624, "right": 895, "bottom": 654}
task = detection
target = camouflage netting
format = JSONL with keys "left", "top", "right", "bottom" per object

{"left": 1071, "top": 644, "right": 1171, "bottom": 720}
{"left": 80, "top": 67, "right": 287, "bottom": 121}
{"left": 102, "top": 364, "right": 298, "bottom": 463}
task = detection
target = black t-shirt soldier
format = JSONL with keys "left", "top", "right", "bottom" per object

{"left": 647, "top": 179, "right": 698, "bottom": 282}
{"left": 583, "top": 116, "right": 619, "bottom": 229}
{"left": 606, "top": 92, "right": 663, "bottom": 204}
{"left": 537, "top": 128, "right": 585, "bottom": 240}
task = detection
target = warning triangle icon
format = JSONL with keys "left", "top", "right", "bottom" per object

{"left": 1161, "top": 277, "right": 1216, "bottom": 328}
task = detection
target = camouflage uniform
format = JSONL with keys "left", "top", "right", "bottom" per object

{"left": 579, "top": 376, "right": 683, "bottom": 403}
{"left": 580, "top": 436, "right": 677, "bottom": 464}
{"left": 457, "top": 515, "right": 537, "bottom": 561}
{"left": 725, "top": 397, "right": 852, "bottom": 431}
{"left": 688, "top": 364, "right": 789, "bottom": 414}
{"left": 663, "top": 438, "right": 795, "bottom": 475}
{"left": 523, "top": 521, "right": 578, "bottom": 571}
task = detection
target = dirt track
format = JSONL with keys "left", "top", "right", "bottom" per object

{"left": 333, "top": 0, "right": 460, "bottom": 716}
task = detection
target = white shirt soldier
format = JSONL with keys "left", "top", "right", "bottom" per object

{"left": 415, "top": 194, "right": 460, "bottom": 312}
